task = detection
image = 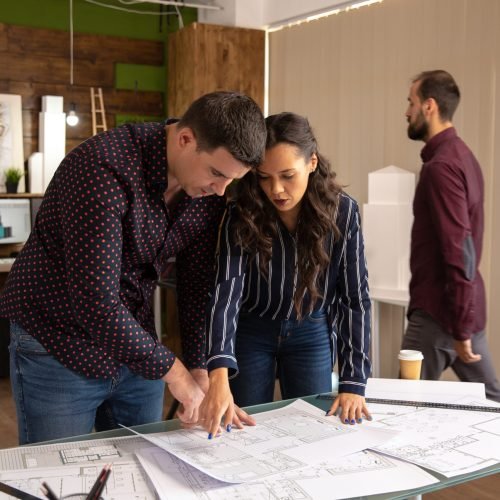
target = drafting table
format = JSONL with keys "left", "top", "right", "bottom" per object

{"left": 26, "top": 379, "right": 496, "bottom": 500}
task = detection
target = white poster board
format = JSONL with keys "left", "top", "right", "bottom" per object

{"left": 0, "top": 94, "right": 25, "bottom": 193}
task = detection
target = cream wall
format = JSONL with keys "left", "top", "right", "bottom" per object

{"left": 268, "top": 0, "right": 500, "bottom": 377}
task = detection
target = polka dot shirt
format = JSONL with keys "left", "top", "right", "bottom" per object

{"left": 0, "top": 121, "right": 226, "bottom": 380}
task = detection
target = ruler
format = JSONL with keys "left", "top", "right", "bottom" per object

{"left": 316, "top": 394, "right": 500, "bottom": 413}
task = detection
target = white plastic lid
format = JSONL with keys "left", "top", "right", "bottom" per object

{"left": 398, "top": 349, "right": 424, "bottom": 361}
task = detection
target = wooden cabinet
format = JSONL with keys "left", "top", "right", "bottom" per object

{"left": 167, "top": 22, "right": 265, "bottom": 116}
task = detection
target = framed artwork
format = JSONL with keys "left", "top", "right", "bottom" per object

{"left": 0, "top": 94, "right": 25, "bottom": 193}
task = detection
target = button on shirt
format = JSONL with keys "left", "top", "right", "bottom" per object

{"left": 0, "top": 121, "right": 226, "bottom": 379}
{"left": 409, "top": 127, "right": 486, "bottom": 339}
{"left": 206, "top": 194, "right": 371, "bottom": 396}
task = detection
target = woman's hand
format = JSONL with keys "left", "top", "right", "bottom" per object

{"left": 326, "top": 393, "right": 372, "bottom": 424}
{"left": 198, "top": 368, "right": 256, "bottom": 438}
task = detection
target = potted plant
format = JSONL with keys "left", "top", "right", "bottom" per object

{"left": 4, "top": 167, "right": 24, "bottom": 193}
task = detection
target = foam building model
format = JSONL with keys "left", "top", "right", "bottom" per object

{"left": 38, "top": 95, "right": 66, "bottom": 191}
{"left": 362, "top": 166, "right": 415, "bottom": 295}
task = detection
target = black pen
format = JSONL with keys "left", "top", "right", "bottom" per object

{"left": 41, "top": 481, "right": 58, "bottom": 500}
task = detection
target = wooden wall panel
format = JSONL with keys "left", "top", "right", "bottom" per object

{"left": 5, "top": 24, "right": 164, "bottom": 65}
{"left": 168, "top": 23, "right": 264, "bottom": 117}
{"left": 0, "top": 24, "right": 7, "bottom": 51}
{"left": 0, "top": 22, "right": 165, "bottom": 164}
{"left": 5, "top": 82, "right": 163, "bottom": 115}
{"left": 0, "top": 53, "right": 115, "bottom": 87}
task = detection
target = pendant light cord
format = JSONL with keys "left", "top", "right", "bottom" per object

{"left": 69, "top": 0, "right": 74, "bottom": 86}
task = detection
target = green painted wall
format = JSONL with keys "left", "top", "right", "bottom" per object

{"left": 0, "top": 0, "right": 196, "bottom": 41}
{"left": 115, "top": 63, "right": 165, "bottom": 92}
{"left": 0, "top": 0, "right": 197, "bottom": 115}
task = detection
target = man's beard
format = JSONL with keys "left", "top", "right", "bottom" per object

{"left": 407, "top": 114, "right": 428, "bottom": 141}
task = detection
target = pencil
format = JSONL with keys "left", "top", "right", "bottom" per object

{"left": 93, "top": 465, "right": 112, "bottom": 500}
{"left": 85, "top": 465, "right": 108, "bottom": 500}
{"left": 41, "top": 481, "right": 59, "bottom": 500}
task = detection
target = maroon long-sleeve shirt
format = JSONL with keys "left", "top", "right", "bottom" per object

{"left": 409, "top": 127, "right": 486, "bottom": 340}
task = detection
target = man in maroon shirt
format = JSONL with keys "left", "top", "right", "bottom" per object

{"left": 0, "top": 91, "right": 267, "bottom": 444}
{"left": 402, "top": 70, "right": 500, "bottom": 401}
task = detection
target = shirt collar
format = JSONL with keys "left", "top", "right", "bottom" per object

{"left": 142, "top": 118, "right": 179, "bottom": 194}
{"left": 420, "top": 127, "right": 457, "bottom": 163}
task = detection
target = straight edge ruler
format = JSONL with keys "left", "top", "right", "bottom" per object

{"left": 316, "top": 394, "right": 500, "bottom": 413}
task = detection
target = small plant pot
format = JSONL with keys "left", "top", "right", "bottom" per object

{"left": 5, "top": 181, "right": 19, "bottom": 193}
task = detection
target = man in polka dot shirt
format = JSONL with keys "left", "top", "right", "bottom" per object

{"left": 0, "top": 91, "right": 266, "bottom": 444}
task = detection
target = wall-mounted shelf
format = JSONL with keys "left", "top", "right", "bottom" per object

{"left": 0, "top": 193, "right": 44, "bottom": 198}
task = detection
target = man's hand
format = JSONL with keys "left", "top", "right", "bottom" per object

{"left": 326, "top": 393, "right": 372, "bottom": 424}
{"left": 162, "top": 358, "right": 205, "bottom": 424}
{"left": 454, "top": 339, "right": 482, "bottom": 363}
{"left": 198, "top": 368, "right": 256, "bottom": 438}
{"left": 190, "top": 368, "right": 209, "bottom": 394}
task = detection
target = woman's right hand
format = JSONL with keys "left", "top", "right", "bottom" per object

{"left": 198, "top": 368, "right": 256, "bottom": 438}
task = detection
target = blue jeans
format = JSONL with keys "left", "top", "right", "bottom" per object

{"left": 9, "top": 323, "right": 164, "bottom": 445}
{"left": 230, "top": 311, "right": 333, "bottom": 406}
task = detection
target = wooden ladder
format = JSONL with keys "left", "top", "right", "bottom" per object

{"left": 90, "top": 87, "right": 108, "bottom": 136}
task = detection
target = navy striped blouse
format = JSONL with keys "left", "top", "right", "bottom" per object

{"left": 206, "top": 193, "right": 372, "bottom": 396}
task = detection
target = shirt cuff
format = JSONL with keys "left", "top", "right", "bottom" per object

{"left": 207, "top": 354, "right": 238, "bottom": 378}
{"left": 128, "top": 343, "right": 176, "bottom": 380}
{"left": 338, "top": 378, "right": 367, "bottom": 396}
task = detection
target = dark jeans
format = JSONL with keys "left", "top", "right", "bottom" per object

{"left": 402, "top": 309, "right": 500, "bottom": 402}
{"left": 230, "top": 311, "right": 333, "bottom": 407}
{"left": 10, "top": 323, "right": 164, "bottom": 444}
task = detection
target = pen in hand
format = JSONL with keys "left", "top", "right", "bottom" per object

{"left": 41, "top": 481, "right": 59, "bottom": 500}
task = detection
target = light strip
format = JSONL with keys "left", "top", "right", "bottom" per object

{"left": 266, "top": 0, "right": 383, "bottom": 33}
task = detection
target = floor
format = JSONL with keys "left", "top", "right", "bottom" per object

{"left": 0, "top": 376, "right": 499, "bottom": 498}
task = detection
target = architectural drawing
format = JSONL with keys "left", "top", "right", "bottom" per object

{"left": 368, "top": 396, "right": 500, "bottom": 477}
{"left": 137, "top": 446, "right": 438, "bottom": 500}
{"left": 133, "top": 399, "right": 396, "bottom": 483}
{"left": 0, "top": 436, "right": 157, "bottom": 499}
{"left": 0, "top": 400, "right": 398, "bottom": 499}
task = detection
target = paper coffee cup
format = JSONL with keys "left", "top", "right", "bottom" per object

{"left": 398, "top": 350, "right": 424, "bottom": 380}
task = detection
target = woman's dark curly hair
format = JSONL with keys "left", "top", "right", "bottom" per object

{"left": 231, "top": 112, "right": 343, "bottom": 318}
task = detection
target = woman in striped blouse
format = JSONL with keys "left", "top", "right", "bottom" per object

{"left": 200, "top": 112, "right": 372, "bottom": 438}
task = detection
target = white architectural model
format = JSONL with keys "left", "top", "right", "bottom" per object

{"left": 39, "top": 95, "right": 66, "bottom": 191}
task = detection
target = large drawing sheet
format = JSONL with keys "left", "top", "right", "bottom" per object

{"left": 136, "top": 446, "right": 438, "bottom": 500}
{"left": 365, "top": 377, "right": 486, "bottom": 402}
{"left": 367, "top": 395, "right": 500, "bottom": 477}
{"left": 129, "top": 399, "right": 398, "bottom": 483}
{"left": 0, "top": 436, "right": 157, "bottom": 499}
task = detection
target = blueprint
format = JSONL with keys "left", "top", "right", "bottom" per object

{"left": 0, "top": 400, "right": 397, "bottom": 499}
{"left": 0, "top": 436, "right": 157, "bottom": 499}
{"left": 129, "top": 399, "right": 397, "bottom": 483}
{"left": 3, "top": 390, "right": 497, "bottom": 498}
{"left": 367, "top": 395, "right": 500, "bottom": 477}
{"left": 137, "top": 446, "right": 438, "bottom": 499}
